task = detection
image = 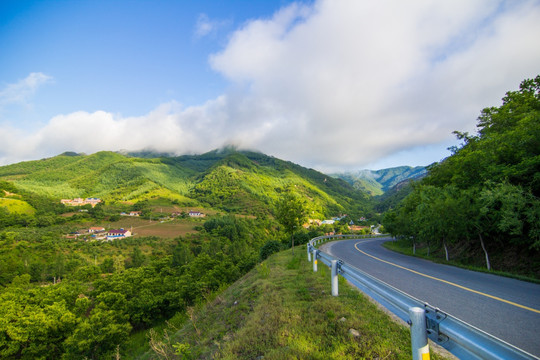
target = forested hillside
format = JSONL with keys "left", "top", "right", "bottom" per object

{"left": 0, "top": 148, "right": 370, "bottom": 220}
{"left": 0, "top": 215, "right": 283, "bottom": 359}
{"left": 383, "top": 76, "right": 540, "bottom": 277}
{"left": 333, "top": 166, "right": 427, "bottom": 195}
{"left": 0, "top": 148, "right": 376, "bottom": 359}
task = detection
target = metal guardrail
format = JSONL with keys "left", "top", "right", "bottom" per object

{"left": 307, "top": 234, "right": 539, "bottom": 360}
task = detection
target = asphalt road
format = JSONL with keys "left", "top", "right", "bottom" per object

{"left": 321, "top": 237, "right": 540, "bottom": 357}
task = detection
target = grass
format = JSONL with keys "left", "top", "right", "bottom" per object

{"left": 0, "top": 197, "right": 36, "bottom": 215}
{"left": 136, "top": 246, "right": 451, "bottom": 360}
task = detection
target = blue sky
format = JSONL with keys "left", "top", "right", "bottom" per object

{"left": 1, "top": 0, "right": 539, "bottom": 171}
{"left": 0, "top": 1, "right": 288, "bottom": 124}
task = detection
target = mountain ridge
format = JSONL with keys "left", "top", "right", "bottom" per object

{"left": 0, "top": 149, "right": 372, "bottom": 219}
{"left": 332, "top": 166, "right": 427, "bottom": 195}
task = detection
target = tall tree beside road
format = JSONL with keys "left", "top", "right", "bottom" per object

{"left": 275, "top": 191, "right": 308, "bottom": 254}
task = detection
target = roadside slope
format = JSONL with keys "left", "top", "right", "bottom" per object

{"left": 140, "top": 246, "right": 450, "bottom": 360}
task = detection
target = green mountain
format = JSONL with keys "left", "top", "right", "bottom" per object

{"left": 332, "top": 166, "right": 427, "bottom": 195}
{"left": 0, "top": 149, "right": 371, "bottom": 218}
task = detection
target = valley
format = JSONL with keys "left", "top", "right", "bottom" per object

{"left": 0, "top": 75, "right": 538, "bottom": 359}
{"left": 0, "top": 148, "right": 390, "bottom": 359}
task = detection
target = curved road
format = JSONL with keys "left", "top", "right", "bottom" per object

{"left": 321, "top": 237, "right": 540, "bottom": 357}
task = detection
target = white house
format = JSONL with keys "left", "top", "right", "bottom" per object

{"left": 106, "top": 229, "right": 132, "bottom": 240}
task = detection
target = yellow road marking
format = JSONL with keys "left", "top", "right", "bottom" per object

{"left": 354, "top": 242, "right": 540, "bottom": 314}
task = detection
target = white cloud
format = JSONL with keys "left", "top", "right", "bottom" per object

{"left": 194, "top": 13, "right": 214, "bottom": 38}
{"left": 194, "top": 13, "right": 230, "bottom": 39}
{"left": 206, "top": 0, "right": 540, "bottom": 169}
{"left": 0, "top": 98, "right": 270, "bottom": 165}
{"left": 2, "top": 1, "right": 540, "bottom": 169}
{"left": 0, "top": 72, "right": 52, "bottom": 107}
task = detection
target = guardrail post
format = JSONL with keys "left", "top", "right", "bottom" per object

{"left": 409, "top": 307, "right": 430, "bottom": 360}
{"left": 307, "top": 245, "right": 311, "bottom": 262}
{"left": 312, "top": 249, "right": 318, "bottom": 272}
{"left": 331, "top": 260, "right": 338, "bottom": 296}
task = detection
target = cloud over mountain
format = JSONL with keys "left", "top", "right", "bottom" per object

{"left": 1, "top": 0, "right": 539, "bottom": 169}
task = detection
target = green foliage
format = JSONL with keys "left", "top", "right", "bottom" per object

{"left": 203, "top": 215, "right": 246, "bottom": 241}
{"left": 0, "top": 180, "right": 18, "bottom": 194}
{"left": 259, "top": 240, "right": 282, "bottom": 260}
{"left": 0, "top": 212, "right": 278, "bottom": 359}
{"left": 275, "top": 191, "right": 308, "bottom": 253}
{"left": 172, "top": 242, "right": 193, "bottom": 267}
{"left": 0, "top": 198, "right": 35, "bottom": 215}
{"left": 384, "top": 76, "right": 540, "bottom": 276}
{"left": 0, "top": 147, "right": 375, "bottom": 358}
{"left": 173, "top": 342, "right": 193, "bottom": 359}
{"left": 0, "top": 152, "right": 195, "bottom": 204}
{"left": 0, "top": 280, "right": 82, "bottom": 359}
{"left": 0, "top": 149, "right": 371, "bottom": 219}
{"left": 275, "top": 191, "right": 308, "bottom": 234}
{"left": 127, "top": 246, "right": 146, "bottom": 268}
{"left": 63, "top": 307, "right": 131, "bottom": 360}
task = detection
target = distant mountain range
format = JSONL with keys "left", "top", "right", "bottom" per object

{"left": 332, "top": 166, "right": 427, "bottom": 196}
{"left": 0, "top": 148, "right": 428, "bottom": 221}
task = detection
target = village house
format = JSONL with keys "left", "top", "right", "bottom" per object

{"left": 65, "top": 231, "right": 83, "bottom": 239}
{"left": 85, "top": 198, "right": 101, "bottom": 207}
{"left": 188, "top": 210, "right": 205, "bottom": 217}
{"left": 120, "top": 210, "right": 142, "bottom": 216}
{"left": 106, "top": 229, "right": 132, "bottom": 241}
{"left": 61, "top": 197, "right": 102, "bottom": 208}
{"left": 61, "top": 198, "right": 83, "bottom": 206}
{"left": 65, "top": 227, "right": 107, "bottom": 240}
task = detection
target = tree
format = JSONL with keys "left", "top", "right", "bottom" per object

{"left": 275, "top": 191, "right": 307, "bottom": 254}
{"left": 100, "top": 257, "right": 114, "bottom": 273}
{"left": 113, "top": 255, "right": 125, "bottom": 273}
{"left": 386, "top": 76, "right": 540, "bottom": 272}
{"left": 128, "top": 247, "right": 145, "bottom": 268}
{"left": 479, "top": 182, "right": 540, "bottom": 250}
{"left": 63, "top": 307, "right": 131, "bottom": 359}
{"left": 172, "top": 242, "right": 193, "bottom": 268}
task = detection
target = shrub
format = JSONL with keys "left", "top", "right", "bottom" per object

{"left": 259, "top": 240, "right": 282, "bottom": 261}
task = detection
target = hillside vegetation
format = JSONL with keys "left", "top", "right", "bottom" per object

{"left": 0, "top": 149, "right": 371, "bottom": 220}
{"left": 0, "top": 198, "right": 35, "bottom": 215}
{"left": 0, "top": 148, "right": 379, "bottom": 358}
{"left": 0, "top": 213, "right": 285, "bottom": 359}
{"left": 383, "top": 76, "right": 540, "bottom": 278}
{"left": 141, "top": 246, "right": 450, "bottom": 360}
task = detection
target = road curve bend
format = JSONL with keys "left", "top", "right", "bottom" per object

{"left": 321, "top": 237, "right": 540, "bottom": 357}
